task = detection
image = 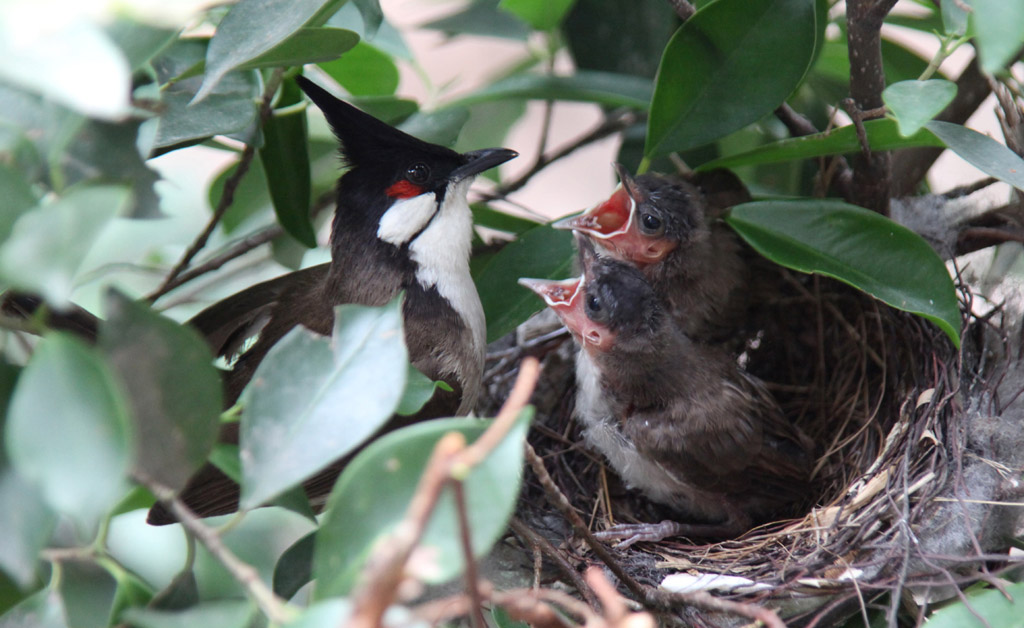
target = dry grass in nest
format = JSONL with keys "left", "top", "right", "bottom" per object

{"left": 480, "top": 263, "right": 1024, "bottom": 625}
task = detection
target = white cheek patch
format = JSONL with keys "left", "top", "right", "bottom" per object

{"left": 377, "top": 193, "right": 438, "bottom": 246}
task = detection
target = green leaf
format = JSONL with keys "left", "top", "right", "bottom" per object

{"left": 284, "top": 600, "right": 354, "bottom": 628}
{"left": 423, "top": 0, "right": 531, "bottom": 40}
{"left": 273, "top": 532, "right": 315, "bottom": 599}
{"left": 352, "top": 0, "right": 384, "bottom": 37}
{"left": 239, "top": 298, "right": 408, "bottom": 509}
{"left": 151, "top": 40, "right": 259, "bottom": 151}
{"left": 925, "top": 581, "right": 1024, "bottom": 628}
{"left": 883, "top": 79, "right": 957, "bottom": 137}
{"left": 59, "top": 560, "right": 118, "bottom": 628}
{"left": 345, "top": 96, "right": 418, "bottom": 124}
{"left": 475, "top": 225, "right": 575, "bottom": 342}
{"left": 455, "top": 102, "right": 528, "bottom": 182}
{"left": 399, "top": 108, "right": 471, "bottom": 148}
{"left": 396, "top": 365, "right": 446, "bottom": 416}
{"left": 0, "top": 470, "right": 55, "bottom": 589}
{"left": 121, "top": 600, "right": 256, "bottom": 628}
{"left": 725, "top": 201, "right": 961, "bottom": 347}
{"left": 318, "top": 42, "right": 399, "bottom": 96}
{"left": 451, "top": 70, "right": 652, "bottom": 109}
{"left": 564, "top": 0, "right": 678, "bottom": 78}
{"left": 314, "top": 411, "right": 532, "bottom": 598}
{"left": 926, "top": 120, "right": 1024, "bottom": 192}
{"left": 0, "top": 588, "right": 66, "bottom": 628}
{"left": 645, "top": 0, "right": 818, "bottom": 156}
{"left": 195, "top": 0, "right": 346, "bottom": 101}
{"left": 237, "top": 27, "right": 360, "bottom": 71}
{"left": 5, "top": 335, "right": 133, "bottom": 531}
{"left": 261, "top": 82, "right": 317, "bottom": 248}
{"left": 498, "top": 0, "right": 575, "bottom": 31}
{"left": 697, "top": 118, "right": 945, "bottom": 171}
{"left": 0, "top": 165, "right": 38, "bottom": 244}
{"left": 208, "top": 152, "right": 272, "bottom": 234}
{"left": 472, "top": 205, "right": 539, "bottom": 235}
{"left": 98, "top": 291, "right": 222, "bottom": 492}
{"left": 941, "top": 0, "right": 968, "bottom": 36}
{"left": 104, "top": 19, "right": 177, "bottom": 71}
{"left": 969, "top": 0, "right": 1024, "bottom": 74}
{"left": 492, "top": 606, "right": 530, "bottom": 628}
{"left": 0, "top": 184, "right": 129, "bottom": 309}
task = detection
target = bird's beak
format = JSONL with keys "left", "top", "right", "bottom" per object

{"left": 518, "top": 276, "right": 611, "bottom": 351}
{"left": 552, "top": 185, "right": 635, "bottom": 239}
{"left": 452, "top": 148, "right": 519, "bottom": 181}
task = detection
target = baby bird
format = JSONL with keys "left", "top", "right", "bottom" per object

{"left": 553, "top": 166, "right": 749, "bottom": 342}
{"left": 519, "top": 247, "right": 813, "bottom": 546}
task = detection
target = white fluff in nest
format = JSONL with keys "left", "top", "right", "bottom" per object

{"left": 660, "top": 572, "right": 772, "bottom": 594}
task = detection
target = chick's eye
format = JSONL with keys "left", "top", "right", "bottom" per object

{"left": 640, "top": 213, "right": 663, "bottom": 234}
{"left": 586, "top": 294, "right": 602, "bottom": 314}
{"left": 406, "top": 163, "right": 430, "bottom": 184}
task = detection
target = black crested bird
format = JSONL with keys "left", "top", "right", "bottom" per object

{"left": 553, "top": 165, "right": 749, "bottom": 342}
{"left": 143, "top": 77, "right": 517, "bottom": 523}
{"left": 519, "top": 247, "right": 813, "bottom": 546}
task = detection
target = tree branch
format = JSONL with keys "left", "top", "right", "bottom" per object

{"left": 775, "top": 103, "right": 853, "bottom": 198}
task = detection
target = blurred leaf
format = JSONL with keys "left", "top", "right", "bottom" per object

{"left": 879, "top": 37, "right": 935, "bottom": 83}
{"left": 455, "top": 102, "right": 527, "bottom": 182}
{"left": 941, "top": 0, "right": 968, "bottom": 36}
{"left": 98, "top": 291, "right": 222, "bottom": 492}
{"left": 0, "top": 470, "right": 55, "bottom": 589}
{"left": 0, "top": 165, "right": 38, "bottom": 244}
{"left": 926, "top": 120, "right": 1024, "bottom": 192}
{"left": 104, "top": 19, "right": 177, "bottom": 70}
{"left": 452, "top": 71, "right": 652, "bottom": 109}
{"left": 151, "top": 40, "right": 258, "bottom": 151}
{"left": 970, "top": 0, "right": 1024, "bottom": 74}
{"left": 148, "top": 570, "right": 199, "bottom": 611}
{"left": 0, "top": 14, "right": 131, "bottom": 119}
{"left": 6, "top": 335, "right": 132, "bottom": 531}
{"left": 107, "top": 566, "right": 153, "bottom": 620}
{"left": 59, "top": 560, "right": 117, "bottom": 628}
{"left": 273, "top": 532, "right": 315, "bottom": 599}
{"left": 121, "top": 600, "right": 256, "bottom": 628}
{"left": 319, "top": 42, "right": 399, "bottom": 96}
{"left": 0, "top": 588, "right": 66, "bottom": 628}
{"left": 208, "top": 152, "right": 272, "bottom": 234}
{"left": 327, "top": 3, "right": 411, "bottom": 59}
{"left": 926, "top": 581, "right": 1024, "bottom": 628}
{"left": 237, "top": 27, "right": 359, "bottom": 71}
{"left": 472, "top": 205, "right": 539, "bottom": 235}
{"left": 209, "top": 443, "right": 242, "bottom": 483}
{"left": 499, "top": 0, "right": 575, "bottom": 31}
{"left": 285, "top": 600, "right": 354, "bottom": 628}
{"left": 346, "top": 96, "right": 419, "bottom": 124}
{"left": 476, "top": 225, "right": 575, "bottom": 342}
{"left": 261, "top": 82, "right": 316, "bottom": 248}
{"left": 396, "top": 365, "right": 447, "bottom": 416}
{"left": 239, "top": 298, "right": 408, "bottom": 509}
{"left": 399, "top": 108, "right": 471, "bottom": 148}
{"left": 0, "top": 185, "right": 129, "bottom": 308}
{"left": 196, "top": 0, "right": 346, "bottom": 101}
{"left": 880, "top": 10, "right": 944, "bottom": 34}
{"left": 698, "top": 119, "right": 945, "bottom": 171}
{"left": 423, "top": 0, "right": 531, "bottom": 40}
{"left": 883, "top": 79, "right": 957, "bottom": 137}
{"left": 314, "top": 411, "right": 532, "bottom": 598}
{"left": 726, "top": 201, "right": 961, "bottom": 347}
{"left": 645, "top": 0, "right": 818, "bottom": 156}
{"left": 353, "top": 0, "right": 384, "bottom": 37}
{"left": 564, "top": 0, "right": 678, "bottom": 78}
{"left": 492, "top": 606, "right": 530, "bottom": 628}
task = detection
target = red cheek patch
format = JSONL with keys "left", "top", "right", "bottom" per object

{"left": 386, "top": 180, "right": 424, "bottom": 199}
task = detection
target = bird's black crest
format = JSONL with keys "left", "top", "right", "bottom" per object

{"left": 588, "top": 257, "right": 663, "bottom": 336}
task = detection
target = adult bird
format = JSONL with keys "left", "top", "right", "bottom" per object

{"left": 519, "top": 247, "right": 813, "bottom": 546}
{"left": 553, "top": 165, "right": 749, "bottom": 342}
{"left": 145, "top": 77, "right": 517, "bottom": 523}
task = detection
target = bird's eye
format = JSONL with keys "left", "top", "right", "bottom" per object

{"left": 586, "top": 294, "right": 603, "bottom": 316}
{"left": 406, "top": 163, "right": 430, "bottom": 184}
{"left": 640, "top": 212, "right": 664, "bottom": 235}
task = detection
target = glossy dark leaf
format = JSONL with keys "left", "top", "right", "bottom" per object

{"left": 319, "top": 42, "right": 399, "bottom": 96}
{"left": 563, "top": 0, "right": 677, "bottom": 78}
{"left": 498, "top": 0, "right": 575, "bottom": 31}
{"left": 451, "top": 71, "right": 652, "bottom": 109}
{"left": 475, "top": 225, "right": 575, "bottom": 342}
{"left": 645, "top": 0, "right": 818, "bottom": 156}
{"left": 726, "top": 200, "right": 961, "bottom": 347}
{"left": 121, "top": 600, "right": 256, "bottom": 628}
{"left": 926, "top": 121, "right": 1024, "bottom": 192}
{"left": 422, "top": 0, "right": 531, "bottom": 40}
{"left": 883, "top": 80, "right": 957, "bottom": 137}
{"left": 239, "top": 298, "right": 408, "bottom": 509}
{"left": 314, "top": 411, "right": 532, "bottom": 598}
{"left": 261, "top": 81, "right": 316, "bottom": 248}
{"left": 0, "top": 470, "right": 55, "bottom": 589}
{"left": 698, "top": 119, "right": 944, "bottom": 171}
{"left": 5, "top": 334, "right": 132, "bottom": 531}
{"left": 98, "top": 291, "right": 222, "bottom": 492}
{"left": 195, "top": 0, "right": 346, "bottom": 101}
{"left": 237, "top": 27, "right": 359, "bottom": 70}
{"left": 273, "top": 532, "right": 315, "bottom": 599}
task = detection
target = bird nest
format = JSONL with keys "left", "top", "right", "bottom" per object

{"left": 479, "top": 261, "right": 1024, "bottom": 626}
